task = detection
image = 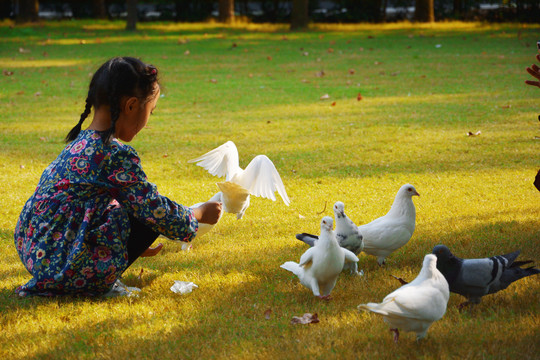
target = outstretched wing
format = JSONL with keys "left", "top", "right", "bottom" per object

{"left": 234, "top": 155, "right": 290, "bottom": 206}
{"left": 188, "top": 141, "right": 240, "bottom": 180}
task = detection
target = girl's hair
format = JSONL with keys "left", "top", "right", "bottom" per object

{"left": 65, "top": 57, "right": 159, "bottom": 145}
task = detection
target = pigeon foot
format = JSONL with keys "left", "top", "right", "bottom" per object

{"left": 317, "top": 295, "right": 332, "bottom": 301}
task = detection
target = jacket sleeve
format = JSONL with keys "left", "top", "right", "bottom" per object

{"left": 103, "top": 143, "right": 198, "bottom": 242}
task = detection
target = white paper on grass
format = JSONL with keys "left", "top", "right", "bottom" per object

{"left": 170, "top": 281, "right": 198, "bottom": 294}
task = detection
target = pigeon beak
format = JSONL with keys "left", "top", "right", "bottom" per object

{"left": 414, "top": 190, "right": 420, "bottom": 197}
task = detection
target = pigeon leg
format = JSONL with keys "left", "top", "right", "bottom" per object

{"left": 317, "top": 294, "right": 332, "bottom": 301}
{"left": 390, "top": 328, "right": 399, "bottom": 343}
{"left": 458, "top": 301, "right": 471, "bottom": 311}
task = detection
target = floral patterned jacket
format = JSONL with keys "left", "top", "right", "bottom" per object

{"left": 14, "top": 130, "right": 198, "bottom": 296}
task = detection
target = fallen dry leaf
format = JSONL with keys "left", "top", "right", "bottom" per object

{"left": 315, "top": 70, "right": 325, "bottom": 77}
{"left": 467, "top": 131, "right": 481, "bottom": 136}
{"left": 348, "top": 69, "right": 355, "bottom": 75}
{"left": 357, "top": 93, "right": 363, "bottom": 101}
{"left": 327, "top": 48, "right": 334, "bottom": 53}
{"left": 331, "top": 101, "right": 336, "bottom": 106}
{"left": 320, "top": 94, "right": 330, "bottom": 100}
{"left": 3, "top": 70, "right": 14, "bottom": 76}
{"left": 184, "top": 50, "right": 190, "bottom": 55}
{"left": 210, "top": 79, "right": 218, "bottom": 84}
{"left": 501, "top": 104, "right": 511, "bottom": 109}
{"left": 264, "top": 309, "right": 272, "bottom": 320}
{"left": 291, "top": 313, "right": 319, "bottom": 325}
{"left": 267, "top": 56, "right": 272, "bottom": 61}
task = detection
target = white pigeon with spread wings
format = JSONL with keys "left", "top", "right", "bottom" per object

{"left": 359, "top": 184, "right": 419, "bottom": 265}
{"left": 189, "top": 141, "right": 290, "bottom": 220}
{"left": 358, "top": 254, "right": 449, "bottom": 343}
{"left": 281, "top": 216, "right": 359, "bottom": 299}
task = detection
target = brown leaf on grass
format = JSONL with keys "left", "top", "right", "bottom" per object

{"left": 3, "top": 70, "right": 13, "bottom": 76}
{"left": 467, "top": 131, "right": 481, "bottom": 136}
{"left": 357, "top": 93, "right": 363, "bottom": 101}
{"left": 291, "top": 313, "right": 319, "bottom": 325}
{"left": 34, "top": 91, "right": 41, "bottom": 97}
{"left": 327, "top": 48, "right": 334, "bottom": 53}
{"left": 16, "top": 90, "right": 24, "bottom": 95}
{"left": 281, "top": 35, "right": 289, "bottom": 41}
{"left": 501, "top": 104, "right": 511, "bottom": 109}
{"left": 315, "top": 70, "right": 325, "bottom": 77}
{"left": 267, "top": 56, "right": 272, "bottom": 61}
{"left": 232, "top": 43, "right": 237, "bottom": 48}
{"left": 331, "top": 101, "right": 336, "bottom": 106}
{"left": 184, "top": 50, "right": 190, "bottom": 55}
{"left": 177, "top": 37, "right": 188, "bottom": 44}
{"left": 264, "top": 309, "right": 272, "bottom": 320}
{"left": 320, "top": 94, "right": 330, "bottom": 100}
{"left": 163, "top": 154, "right": 168, "bottom": 158}
{"left": 210, "top": 79, "right": 218, "bottom": 84}
{"left": 137, "top": 268, "right": 144, "bottom": 280}
{"left": 348, "top": 69, "right": 355, "bottom": 75}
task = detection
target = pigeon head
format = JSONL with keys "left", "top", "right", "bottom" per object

{"left": 423, "top": 254, "right": 438, "bottom": 271}
{"left": 320, "top": 216, "right": 333, "bottom": 232}
{"left": 398, "top": 184, "right": 420, "bottom": 198}
{"left": 432, "top": 245, "right": 454, "bottom": 262}
{"left": 333, "top": 201, "right": 345, "bottom": 218}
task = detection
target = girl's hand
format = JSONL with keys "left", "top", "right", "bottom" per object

{"left": 193, "top": 201, "right": 223, "bottom": 224}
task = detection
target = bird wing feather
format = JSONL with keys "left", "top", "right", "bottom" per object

{"left": 188, "top": 141, "right": 240, "bottom": 180}
{"left": 234, "top": 155, "right": 290, "bottom": 205}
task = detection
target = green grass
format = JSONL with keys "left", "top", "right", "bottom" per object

{"left": 0, "top": 20, "right": 539, "bottom": 359}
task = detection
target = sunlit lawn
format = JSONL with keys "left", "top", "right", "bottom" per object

{"left": 0, "top": 20, "right": 539, "bottom": 359}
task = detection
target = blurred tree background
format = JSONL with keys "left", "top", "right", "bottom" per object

{"left": 2, "top": 0, "right": 539, "bottom": 27}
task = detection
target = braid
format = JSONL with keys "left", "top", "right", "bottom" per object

{"left": 65, "top": 97, "right": 92, "bottom": 143}
{"left": 73, "top": 57, "right": 160, "bottom": 146}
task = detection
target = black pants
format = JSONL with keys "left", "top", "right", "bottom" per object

{"left": 126, "top": 215, "right": 160, "bottom": 268}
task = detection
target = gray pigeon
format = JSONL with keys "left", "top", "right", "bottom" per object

{"left": 432, "top": 244, "right": 540, "bottom": 308}
{"left": 281, "top": 216, "right": 359, "bottom": 299}
{"left": 296, "top": 201, "right": 363, "bottom": 274}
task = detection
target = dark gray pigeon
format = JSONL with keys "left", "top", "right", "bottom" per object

{"left": 432, "top": 244, "right": 540, "bottom": 308}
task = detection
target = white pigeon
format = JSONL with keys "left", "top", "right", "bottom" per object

{"left": 359, "top": 184, "right": 419, "bottom": 265}
{"left": 296, "top": 201, "right": 364, "bottom": 274}
{"left": 358, "top": 254, "right": 450, "bottom": 343}
{"left": 281, "top": 216, "right": 359, "bottom": 299}
{"left": 188, "top": 141, "right": 290, "bottom": 220}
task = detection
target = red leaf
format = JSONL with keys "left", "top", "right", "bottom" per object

{"left": 357, "top": 93, "right": 363, "bottom": 101}
{"left": 331, "top": 101, "right": 336, "bottom": 106}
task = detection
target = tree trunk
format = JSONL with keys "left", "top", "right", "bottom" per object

{"left": 415, "top": 0, "right": 434, "bottom": 22}
{"left": 218, "top": 0, "right": 234, "bottom": 23}
{"left": 126, "top": 0, "right": 137, "bottom": 31}
{"left": 17, "top": 0, "right": 39, "bottom": 23}
{"left": 453, "top": 0, "right": 462, "bottom": 17}
{"left": 290, "top": 0, "right": 309, "bottom": 30}
{"left": 93, "top": 0, "right": 107, "bottom": 19}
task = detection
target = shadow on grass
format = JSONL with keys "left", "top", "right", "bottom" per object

{"left": 1, "top": 216, "right": 538, "bottom": 358}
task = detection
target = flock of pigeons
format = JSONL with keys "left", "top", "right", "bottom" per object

{"left": 188, "top": 141, "right": 539, "bottom": 343}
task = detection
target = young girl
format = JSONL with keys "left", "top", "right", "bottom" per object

{"left": 14, "top": 57, "right": 222, "bottom": 297}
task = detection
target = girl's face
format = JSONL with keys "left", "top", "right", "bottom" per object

{"left": 116, "top": 84, "right": 160, "bottom": 142}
